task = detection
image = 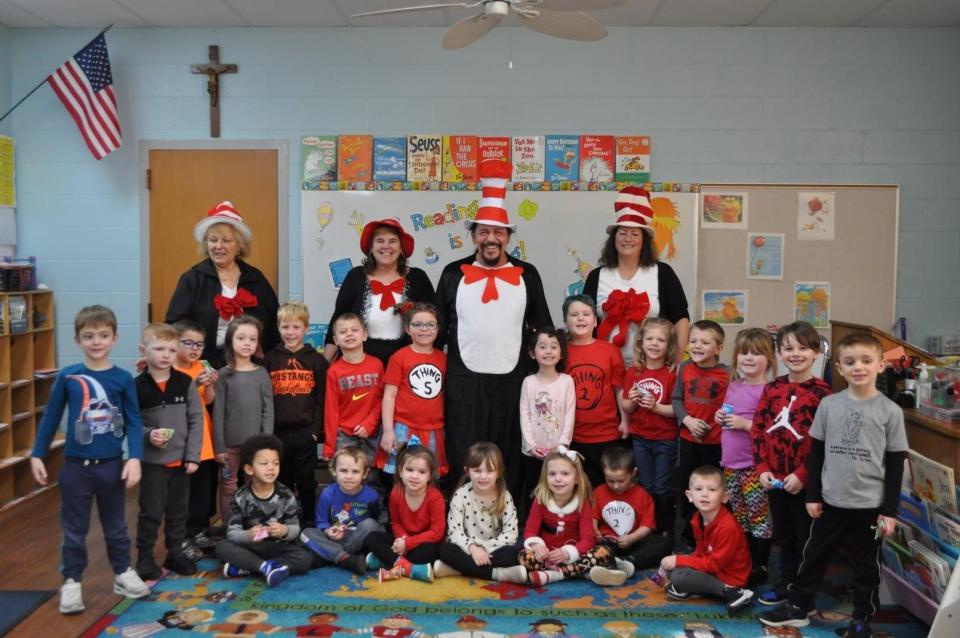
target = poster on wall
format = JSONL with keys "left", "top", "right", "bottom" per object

{"left": 794, "top": 281, "right": 830, "bottom": 328}
{"left": 301, "top": 189, "right": 699, "bottom": 339}
{"left": 746, "top": 232, "right": 784, "bottom": 280}
{"left": 701, "top": 290, "right": 747, "bottom": 325}
{"left": 701, "top": 192, "right": 748, "bottom": 229}
{"left": 798, "top": 192, "right": 835, "bottom": 241}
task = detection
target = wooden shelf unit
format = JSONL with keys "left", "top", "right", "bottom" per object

{"left": 0, "top": 290, "right": 60, "bottom": 510}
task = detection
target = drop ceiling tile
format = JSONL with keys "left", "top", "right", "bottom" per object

{"left": 652, "top": 0, "right": 770, "bottom": 26}
{"left": 858, "top": 0, "right": 960, "bottom": 26}
{"left": 227, "top": 0, "right": 348, "bottom": 27}
{"left": 753, "top": 0, "right": 886, "bottom": 27}
{"left": 117, "top": 0, "right": 247, "bottom": 27}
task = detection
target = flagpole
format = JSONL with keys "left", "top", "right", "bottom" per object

{"left": 0, "top": 24, "right": 113, "bottom": 125}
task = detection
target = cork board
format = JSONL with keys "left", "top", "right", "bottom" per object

{"left": 696, "top": 184, "right": 899, "bottom": 366}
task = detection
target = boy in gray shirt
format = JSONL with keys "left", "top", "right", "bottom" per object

{"left": 760, "top": 333, "right": 907, "bottom": 638}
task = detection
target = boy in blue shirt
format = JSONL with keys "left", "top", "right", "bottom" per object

{"left": 300, "top": 446, "right": 383, "bottom": 574}
{"left": 30, "top": 305, "right": 150, "bottom": 614}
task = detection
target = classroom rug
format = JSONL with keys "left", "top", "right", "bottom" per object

{"left": 81, "top": 560, "right": 928, "bottom": 637}
{"left": 0, "top": 589, "right": 56, "bottom": 636}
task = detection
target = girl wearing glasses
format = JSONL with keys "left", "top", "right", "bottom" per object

{"left": 376, "top": 303, "right": 448, "bottom": 482}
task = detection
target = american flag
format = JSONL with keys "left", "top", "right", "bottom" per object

{"left": 47, "top": 34, "right": 121, "bottom": 160}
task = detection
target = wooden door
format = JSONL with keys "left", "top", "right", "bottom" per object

{"left": 148, "top": 149, "right": 278, "bottom": 323}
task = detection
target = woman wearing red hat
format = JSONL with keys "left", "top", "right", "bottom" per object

{"left": 166, "top": 201, "right": 281, "bottom": 369}
{"left": 583, "top": 187, "right": 690, "bottom": 365}
{"left": 323, "top": 218, "right": 435, "bottom": 366}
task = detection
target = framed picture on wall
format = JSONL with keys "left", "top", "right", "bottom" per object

{"left": 794, "top": 281, "right": 830, "bottom": 328}
{"left": 701, "top": 192, "right": 748, "bottom": 229}
{"left": 702, "top": 290, "right": 748, "bottom": 325}
{"left": 746, "top": 232, "right": 784, "bottom": 280}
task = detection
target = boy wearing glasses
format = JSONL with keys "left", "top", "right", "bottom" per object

{"left": 264, "top": 301, "right": 329, "bottom": 527}
{"left": 173, "top": 319, "right": 220, "bottom": 555}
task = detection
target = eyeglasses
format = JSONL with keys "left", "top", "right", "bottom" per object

{"left": 410, "top": 322, "right": 438, "bottom": 331}
{"left": 179, "top": 339, "right": 204, "bottom": 349}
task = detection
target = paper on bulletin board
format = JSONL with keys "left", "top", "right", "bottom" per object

{"left": 0, "top": 136, "right": 14, "bottom": 207}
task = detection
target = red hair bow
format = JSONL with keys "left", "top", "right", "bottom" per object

{"left": 213, "top": 287, "right": 258, "bottom": 321}
{"left": 598, "top": 288, "right": 650, "bottom": 347}
{"left": 369, "top": 278, "right": 406, "bottom": 311}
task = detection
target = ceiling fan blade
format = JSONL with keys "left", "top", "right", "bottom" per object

{"left": 443, "top": 13, "right": 503, "bottom": 49}
{"left": 534, "top": 0, "right": 628, "bottom": 11}
{"left": 517, "top": 8, "right": 607, "bottom": 41}
{"left": 352, "top": 2, "right": 479, "bottom": 19}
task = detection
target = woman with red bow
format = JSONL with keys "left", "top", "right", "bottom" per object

{"left": 583, "top": 187, "right": 690, "bottom": 366}
{"left": 166, "top": 201, "right": 280, "bottom": 370}
{"left": 323, "top": 219, "right": 435, "bottom": 367}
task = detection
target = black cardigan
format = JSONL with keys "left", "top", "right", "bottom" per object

{"left": 583, "top": 262, "right": 690, "bottom": 324}
{"left": 166, "top": 258, "right": 280, "bottom": 369}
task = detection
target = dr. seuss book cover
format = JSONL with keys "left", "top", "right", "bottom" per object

{"left": 337, "top": 135, "right": 373, "bottom": 182}
{"left": 579, "top": 135, "right": 615, "bottom": 182}
{"left": 545, "top": 135, "right": 580, "bottom": 182}
{"left": 909, "top": 449, "right": 958, "bottom": 514}
{"left": 511, "top": 135, "right": 545, "bottom": 182}
{"left": 442, "top": 135, "right": 479, "bottom": 182}
{"left": 301, "top": 135, "right": 337, "bottom": 183}
{"left": 407, "top": 134, "right": 442, "bottom": 181}
{"left": 479, "top": 136, "right": 510, "bottom": 164}
{"left": 373, "top": 137, "right": 407, "bottom": 181}
{"left": 615, "top": 136, "right": 651, "bottom": 183}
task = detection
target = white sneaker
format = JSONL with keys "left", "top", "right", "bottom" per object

{"left": 589, "top": 565, "right": 628, "bottom": 586}
{"left": 614, "top": 557, "right": 636, "bottom": 579}
{"left": 114, "top": 567, "right": 150, "bottom": 598}
{"left": 59, "top": 579, "right": 85, "bottom": 614}
{"left": 432, "top": 560, "right": 460, "bottom": 578}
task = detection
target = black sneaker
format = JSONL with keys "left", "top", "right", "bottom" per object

{"left": 136, "top": 559, "right": 162, "bottom": 581}
{"left": 180, "top": 540, "right": 204, "bottom": 562}
{"left": 835, "top": 620, "right": 872, "bottom": 638}
{"left": 723, "top": 586, "right": 754, "bottom": 614}
{"left": 665, "top": 583, "right": 693, "bottom": 600}
{"left": 757, "top": 584, "right": 789, "bottom": 606}
{"left": 191, "top": 532, "right": 216, "bottom": 550}
{"left": 758, "top": 603, "right": 811, "bottom": 628}
{"left": 341, "top": 554, "right": 368, "bottom": 576}
{"left": 164, "top": 552, "right": 198, "bottom": 576}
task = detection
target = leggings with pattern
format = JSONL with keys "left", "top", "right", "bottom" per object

{"left": 723, "top": 466, "right": 772, "bottom": 539}
{"left": 518, "top": 543, "right": 614, "bottom": 578}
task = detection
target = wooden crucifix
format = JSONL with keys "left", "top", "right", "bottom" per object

{"left": 191, "top": 45, "right": 237, "bottom": 138}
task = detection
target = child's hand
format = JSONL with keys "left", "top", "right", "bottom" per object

{"left": 392, "top": 536, "right": 407, "bottom": 555}
{"left": 379, "top": 430, "right": 395, "bottom": 455}
{"left": 782, "top": 473, "right": 804, "bottom": 494}
{"left": 660, "top": 555, "right": 677, "bottom": 571}
{"left": 726, "top": 414, "right": 750, "bottom": 431}
{"left": 713, "top": 409, "right": 726, "bottom": 427}
{"left": 353, "top": 424, "right": 370, "bottom": 438}
{"left": 616, "top": 534, "right": 634, "bottom": 549}
{"left": 878, "top": 514, "right": 897, "bottom": 538}
{"left": 185, "top": 462, "right": 199, "bottom": 475}
{"left": 758, "top": 471, "right": 776, "bottom": 489}
{"left": 469, "top": 544, "right": 491, "bottom": 566}
{"left": 122, "top": 459, "right": 141, "bottom": 489}
{"left": 547, "top": 548, "right": 568, "bottom": 564}
{"left": 618, "top": 418, "right": 629, "bottom": 439}
{"left": 806, "top": 502, "right": 823, "bottom": 518}
{"left": 534, "top": 447, "right": 551, "bottom": 459}
{"left": 199, "top": 368, "right": 218, "bottom": 386}
{"left": 639, "top": 393, "right": 656, "bottom": 410}
{"left": 267, "top": 521, "right": 287, "bottom": 539}
{"left": 325, "top": 525, "right": 345, "bottom": 540}
{"left": 627, "top": 387, "right": 642, "bottom": 403}
{"left": 148, "top": 430, "right": 169, "bottom": 448}
{"left": 249, "top": 525, "right": 266, "bottom": 542}
{"left": 532, "top": 543, "right": 549, "bottom": 562}
{"left": 683, "top": 417, "right": 710, "bottom": 439}
{"left": 30, "top": 457, "right": 48, "bottom": 486}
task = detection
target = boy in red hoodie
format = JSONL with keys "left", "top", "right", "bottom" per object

{"left": 660, "top": 465, "right": 753, "bottom": 615}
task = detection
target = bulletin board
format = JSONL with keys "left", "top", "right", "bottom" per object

{"left": 301, "top": 187, "right": 699, "bottom": 344}
{"left": 696, "top": 183, "right": 899, "bottom": 365}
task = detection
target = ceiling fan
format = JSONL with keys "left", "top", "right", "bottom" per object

{"left": 352, "top": 0, "right": 628, "bottom": 50}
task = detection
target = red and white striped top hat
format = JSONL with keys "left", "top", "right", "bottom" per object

{"left": 193, "top": 200, "right": 253, "bottom": 242}
{"left": 607, "top": 186, "right": 654, "bottom": 234}
{"left": 467, "top": 159, "right": 515, "bottom": 229}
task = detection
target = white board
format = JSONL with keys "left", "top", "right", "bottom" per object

{"left": 302, "top": 189, "right": 698, "bottom": 343}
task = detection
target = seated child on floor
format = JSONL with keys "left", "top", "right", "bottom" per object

{"left": 519, "top": 447, "right": 616, "bottom": 587}
{"left": 660, "top": 465, "right": 753, "bottom": 615}
{"left": 591, "top": 446, "right": 671, "bottom": 583}
{"left": 435, "top": 442, "right": 526, "bottom": 583}
{"left": 217, "top": 434, "right": 313, "bottom": 587}
{"left": 301, "top": 446, "right": 384, "bottom": 575}
{"left": 365, "top": 440, "right": 445, "bottom": 582}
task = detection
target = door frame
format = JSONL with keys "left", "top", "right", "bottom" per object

{"left": 138, "top": 139, "right": 289, "bottom": 327}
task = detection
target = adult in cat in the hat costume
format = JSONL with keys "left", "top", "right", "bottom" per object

{"left": 435, "top": 159, "right": 552, "bottom": 500}
{"left": 583, "top": 187, "right": 690, "bottom": 365}
{"left": 323, "top": 218, "right": 435, "bottom": 367}
{"left": 166, "top": 201, "right": 280, "bottom": 369}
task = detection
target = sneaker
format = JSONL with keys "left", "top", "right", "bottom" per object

{"left": 378, "top": 566, "right": 404, "bottom": 582}
{"left": 222, "top": 562, "right": 251, "bottom": 578}
{"left": 528, "top": 570, "right": 563, "bottom": 586}
{"left": 758, "top": 585, "right": 788, "bottom": 606}
{"left": 341, "top": 554, "right": 368, "bottom": 576}
{"left": 723, "top": 586, "right": 754, "bottom": 614}
{"left": 191, "top": 532, "right": 216, "bottom": 550}
{"left": 114, "top": 567, "right": 151, "bottom": 598}
{"left": 366, "top": 552, "right": 385, "bottom": 570}
{"left": 136, "top": 558, "right": 162, "bottom": 582}
{"left": 432, "top": 560, "right": 460, "bottom": 579}
{"left": 836, "top": 620, "right": 872, "bottom": 638}
{"left": 181, "top": 540, "right": 204, "bottom": 562}
{"left": 261, "top": 560, "right": 290, "bottom": 587}
{"left": 409, "top": 563, "right": 433, "bottom": 583}
{"left": 665, "top": 583, "right": 693, "bottom": 600}
{"left": 589, "top": 566, "right": 628, "bottom": 587}
{"left": 758, "top": 603, "right": 811, "bottom": 628}
{"left": 492, "top": 565, "right": 527, "bottom": 584}
{"left": 614, "top": 557, "right": 636, "bottom": 579}
{"left": 164, "top": 552, "right": 198, "bottom": 576}
{"left": 59, "top": 579, "right": 85, "bottom": 614}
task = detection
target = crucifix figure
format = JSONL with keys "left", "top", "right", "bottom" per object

{"left": 191, "top": 45, "right": 237, "bottom": 138}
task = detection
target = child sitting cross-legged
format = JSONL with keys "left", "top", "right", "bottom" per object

{"left": 216, "top": 434, "right": 313, "bottom": 587}
{"left": 300, "top": 446, "right": 384, "bottom": 575}
{"left": 660, "top": 465, "right": 754, "bottom": 615}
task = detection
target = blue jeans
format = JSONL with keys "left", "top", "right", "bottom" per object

{"left": 632, "top": 437, "right": 676, "bottom": 496}
{"left": 60, "top": 456, "right": 131, "bottom": 580}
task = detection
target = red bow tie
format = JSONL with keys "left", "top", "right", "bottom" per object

{"left": 369, "top": 278, "right": 406, "bottom": 311}
{"left": 598, "top": 288, "right": 651, "bottom": 347}
{"left": 213, "top": 287, "right": 258, "bottom": 321}
{"left": 460, "top": 264, "right": 523, "bottom": 303}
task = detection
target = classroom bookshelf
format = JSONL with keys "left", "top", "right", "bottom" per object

{"left": 0, "top": 290, "right": 63, "bottom": 511}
